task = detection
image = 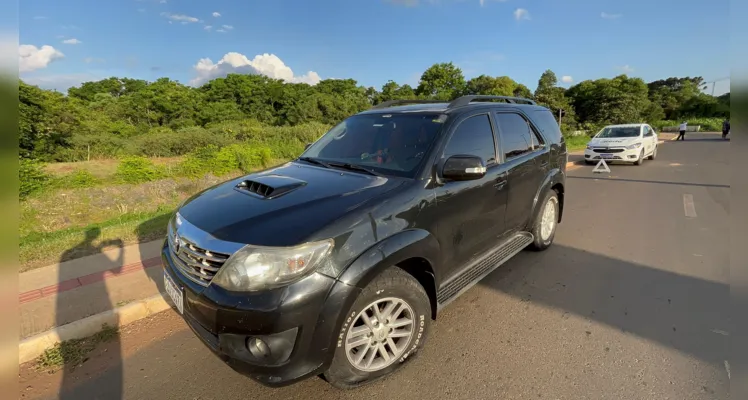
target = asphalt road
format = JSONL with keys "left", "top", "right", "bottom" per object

{"left": 19, "top": 133, "right": 731, "bottom": 400}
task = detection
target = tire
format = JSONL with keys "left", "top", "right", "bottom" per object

{"left": 634, "top": 149, "right": 644, "bottom": 165}
{"left": 529, "top": 190, "right": 559, "bottom": 251}
{"left": 323, "top": 267, "right": 432, "bottom": 389}
{"left": 647, "top": 145, "right": 657, "bottom": 160}
{"left": 584, "top": 159, "right": 593, "bottom": 165}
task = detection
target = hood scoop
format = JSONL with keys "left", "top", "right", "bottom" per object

{"left": 235, "top": 174, "right": 307, "bottom": 199}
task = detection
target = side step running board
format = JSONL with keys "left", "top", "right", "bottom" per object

{"left": 436, "top": 232, "right": 534, "bottom": 311}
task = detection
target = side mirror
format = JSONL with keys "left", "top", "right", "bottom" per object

{"left": 442, "top": 155, "right": 486, "bottom": 181}
{"left": 304, "top": 143, "right": 313, "bottom": 151}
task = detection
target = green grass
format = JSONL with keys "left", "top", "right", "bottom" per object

{"left": 36, "top": 324, "right": 119, "bottom": 371}
{"left": 20, "top": 208, "right": 174, "bottom": 272}
{"left": 564, "top": 135, "right": 590, "bottom": 152}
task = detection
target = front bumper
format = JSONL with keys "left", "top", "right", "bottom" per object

{"left": 584, "top": 147, "right": 643, "bottom": 162}
{"left": 161, "top": 241, "right": 360, "bottom": 387}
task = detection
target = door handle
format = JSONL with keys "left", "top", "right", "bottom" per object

{"left": 494, "top": 179, "right": 507, "bottom": 190}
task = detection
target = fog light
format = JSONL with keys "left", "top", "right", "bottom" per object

{"left": 247, "top": 337, "right": 271, "bottom": 359}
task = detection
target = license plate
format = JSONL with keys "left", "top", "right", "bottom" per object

{"left": 164, "top": 272, "right": 184, "bottom": 314}
{"left": 601, "top": 154, "right": 614, "bottom": 159}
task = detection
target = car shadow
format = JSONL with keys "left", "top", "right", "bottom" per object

{"left": 50, "top": 244, "right": 729, "bottom": 399}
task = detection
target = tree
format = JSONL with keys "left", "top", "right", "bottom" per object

{"left": 566, "top": 75, "right": 651, "bottom": 125}
{"left": 534, "top": 70, "right": 575, "bottom": 129}
{"left": 415, "top": 62, "right": 466, "bottom": 101}
{"left": 464, "top": 75, "right": 517, "bottom": 97}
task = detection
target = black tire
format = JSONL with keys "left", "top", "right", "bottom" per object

{"left": 647, "top": 145, "right": 657, "bottom": 160}
{"left": 529, "top": 190, "right": 559, "bottom": 251}
{"left": 323, "top": 267, "right": 432, "bottom": 389}
{"left": 634, "top": 149, "right": 644, "bottom": 165}
{"left": 584, "top": 159, "right": 593, "bottom": 165}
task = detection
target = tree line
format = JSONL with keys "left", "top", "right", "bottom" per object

{"left": 20, "top": 62, "right": 729, "bottom": 162}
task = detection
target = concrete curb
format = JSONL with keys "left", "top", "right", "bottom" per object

{"left": 18, "top": 293, "right": 173, "bottom": 365}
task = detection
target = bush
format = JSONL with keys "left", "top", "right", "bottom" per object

{"left": 652, "top": 118, "right": 724, "bottom": 132}
{"left": 115, "top": 156, "right": 166, "bottom": 184}
{"left": 20, "top": 158, "right": 50, "bottom": 199}
{"left": 53, "top": 169, "right": 100, "bottom": 189}
{"left": 178, "top": 144, "right": 274, "bottom": 178}
{"left": 133, "top": 127, "right": 232, "bottom": 157}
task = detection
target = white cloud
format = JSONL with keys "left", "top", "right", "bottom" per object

{"left": 19, "top": 44, "right": 65, "bottom": 72}
{"left": 480, "top": 0, "right": 508, "bottom": 6}
{"left": 204, "top": 25, "right": 212, "bottom": 31}
{"left": 191, "top": 52, "right": 322, "bottom": 86}
{"left": 618, "top": 65, "right": 635, "bottom": 73}
{"left": 561, "top": 75, "right": 573, "bottom": 83}
{"left": 216, "top": 29, "right": 226, "bottom": 33}
{"left": 514, "top": 8, "right": 530, "bottom": 21}
{"left": 222, "top": 24, "right": 234, "bottom": 30}
{"left": 601, "top": 12, "right": 622, "bottom": 19}
{"left": 212, "top": 12, "right": 221, "bottom": 17}
{"left": 161, "top": 12, "right": 199, "bottom": 23}
{"left": 62, "top": 38, "right": 82, "bottom": 45}
{"left": 137, "top": 8, "right": 146, "bottom": 13}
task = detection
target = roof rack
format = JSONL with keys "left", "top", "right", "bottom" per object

{"left": 371, "top": 99, "right": 449, "bottom": 110}
{"left": 448, "top": 95, "right": 537, "bottom": 108}
{"left": 369, "top": 95, "right": 537, "bottom": 111}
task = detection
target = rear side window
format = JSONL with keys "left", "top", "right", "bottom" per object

{"left": 495, "top": 113, "right": 540, "bottom": 160}
{"left": 443, "top": 114, "right": 497, "bottom": 165}
{"left": 531, "top": 110, "right": 563, "bottom": 144}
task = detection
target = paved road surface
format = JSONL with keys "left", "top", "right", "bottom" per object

{"left": 19, "top": 133, "right": 731, "bottom": 400}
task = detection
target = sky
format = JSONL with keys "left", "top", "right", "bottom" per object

{"left": 18, "top": 0, "right": 732, "bottom": 95}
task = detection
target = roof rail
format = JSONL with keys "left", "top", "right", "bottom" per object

{"left": 448, "top": 95, "right": 537, "bottom": 108}
{"left": 371, "top": 99, "right": 448, "bottom": 110}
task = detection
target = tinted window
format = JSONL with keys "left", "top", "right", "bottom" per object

{"left": 443, "top": 114, "right": 496, "bottom": 164}
{"left": 302, "top": 113, "right": 444, "bottom": 178}
{"left": 532, "top": 110, "right": 562, "bottom": 143}
{"left": 496, "top": 113, "right": 537, "bottom": 159}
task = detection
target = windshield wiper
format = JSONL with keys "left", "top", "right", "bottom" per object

{"left": 327, "top": 162, "right": 383, "bottom": 177}
{"left": 297, "top": 156, "right": 332, "bottom": 169}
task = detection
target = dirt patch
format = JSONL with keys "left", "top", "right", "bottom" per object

{"left": 19, "top": 310, "right": 185, "bottom": 400}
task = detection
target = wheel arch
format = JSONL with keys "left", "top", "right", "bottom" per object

{"left": 336, "top": 229, "right": 440, "bottom": 320}
{"left": 530, "top": 169, "right": 565, "bottom": 225}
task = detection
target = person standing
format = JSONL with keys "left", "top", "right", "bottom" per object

{"left": 722, "top": 119, "right": 730, "bottom": 139}
{"left": 677, "top": 121, "right": 687, "bottom": 141}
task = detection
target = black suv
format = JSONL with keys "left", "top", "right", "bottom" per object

{"left": 161, "top": 95, "right": 568, "bottom": 389}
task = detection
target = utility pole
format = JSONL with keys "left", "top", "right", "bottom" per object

{"left": 703, "top": 77, "right": 730, "bottom": 96}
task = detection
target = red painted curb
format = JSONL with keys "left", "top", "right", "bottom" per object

{"left": 19, "top": 256, "right": 162, "bottom": 305}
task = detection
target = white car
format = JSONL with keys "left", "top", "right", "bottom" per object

{"left": 583, "top": 123, "right": 658, "bottom": 165}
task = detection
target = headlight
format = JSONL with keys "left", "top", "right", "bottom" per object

{"left": 626, "top": 142, "right": 642, "bottom": 149}
{"left": 212, "top": 239, "right": 334, "bottom": 291}
{"left": 586, "top": 144, "right": 594, "bottom": 150}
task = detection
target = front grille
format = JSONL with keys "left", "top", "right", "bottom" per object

{"left": 593, "top": 148, "right": 624, "bottom": 153}
{"left": 167, "top": 225, "right": 230, "bottom": 287}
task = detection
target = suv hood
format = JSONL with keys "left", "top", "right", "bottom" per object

{"left": 177, "top": 161, "right": 405, "bottom": 246}
{"left": 588, "top": 137, "right": 641, "bottom": 147}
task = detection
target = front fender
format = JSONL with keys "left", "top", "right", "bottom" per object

{"left": 337, "top": 228, "right": 441, "bottom": 289}
{"left": 530, "top": 168, "right": 565, "bottom": 225}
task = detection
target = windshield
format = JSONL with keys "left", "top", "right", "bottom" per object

{"left": 595, "top": 126, "right": 641, "bottom": 138}
{"left": 299, "top": 112, "right": 445, "bottom": 178}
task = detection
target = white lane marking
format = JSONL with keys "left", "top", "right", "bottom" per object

{"left": 725, "top": 360, "right": 731, "bottom": 380}
{"left": 711, "top": 329, "right": 729, "bottom": 336}
{"left": 683, "top": 194, "right": 697, "bottom": 218}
